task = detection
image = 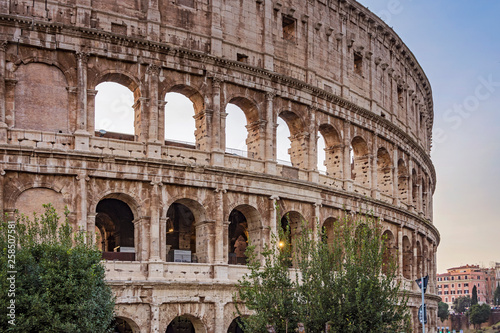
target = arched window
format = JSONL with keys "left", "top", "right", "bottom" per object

{"left": 228, "top": 209, "right": 248, "bottom": 265}
{"left": 278, "top": 111, "right": 306, "bottom": 168}
{"left": 95, "top": 82, "right": 135, "bottom": 138}
{"left": 225, "top": 103, "right": 249, "bottom": 157}
{"left": 166, "top": 203, "right": 196, "bottom": 263}
{"left": 96, "top": 198, "right": 135, "bottom": 261}
{"left": 164, "top": 92, "right": 196, "bottom": 146}
{"left": 318, "top": 124, "right": 342, "bottom": 177}
{"left": 351, "top": 136, "right": 370, "bottom": 187}
{"left": 376, "top": 147, "right": 393, "bottom": 196}
{"left": 402, "top": 236, "right": 412, "bottom": 279}
{"left": 382, "top": 230, "right": 396, "bottom": 274}
{"left": 276, "top": 117, "right": 292, "bottom": 165}
{"left": 166, "top": 316, "right": 195, "bottom": 333}
{"left": 398, "top": 159, "right": 409, "bottom": 202}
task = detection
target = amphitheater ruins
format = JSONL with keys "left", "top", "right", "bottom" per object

{"left": 0, "top": 0, "right": 440, "bottom": 331}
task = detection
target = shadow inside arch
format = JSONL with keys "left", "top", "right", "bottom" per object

{"left": 166, "top": 314, "right": 207, "bottom": 333}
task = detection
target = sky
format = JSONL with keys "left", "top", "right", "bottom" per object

{"left": 95, "top": 0, "right": 500, "bottom": 274}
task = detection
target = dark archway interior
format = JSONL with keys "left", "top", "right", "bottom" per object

{"left": 166, "top": 203, "right": 196, "bottom": 262}
{"left": 166, "top": 316, "right": 195, "bottom": 333}
{"left": 227, "top": 317, "right": 244, "bottom": 333}
{"left": 228, "top": 210, "right": 248, "bottom": 265}
{"left": 113, "top": 318, "right": 134, "bottom": 333}
{"left": 96, "top": 198, "right": 135, "bottom": 260}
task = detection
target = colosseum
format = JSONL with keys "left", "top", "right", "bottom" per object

{"left": 0, "top": 0, "right": 439, "bottom": 331}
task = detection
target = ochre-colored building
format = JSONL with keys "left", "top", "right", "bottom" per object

{"left": 0, "top": 0, "right": 439, "bottom": 332}
{"left": 437, "top": 265, "right": 496, "bottom": 307}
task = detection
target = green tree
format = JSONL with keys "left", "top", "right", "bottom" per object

{"left": 493, "top": 283, "right": 500, "bottom": 306}
{"left": 472, "top": 285, "right": 478, "bottom": 306}
{"left": 438, "top": 301, "right": 449, "bottom": 323}
{"left": 468, "top": 303, "right": 490, "bottom": 329}
{"left": 453, "top": 296, "right": 471, "bottom": 314}
{"left": 0, "top": 204, "right": 115, "bottom": 333}
{"left": 235, "top": 212, "right": 411, "bottom": 333}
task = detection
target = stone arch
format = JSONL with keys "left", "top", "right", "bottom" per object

{"left": 93, "top": 71, "right": 141, "bottom": 139}
{"left": 165, "top": 314, "right": 207, "bottom": 333}
{"left": 382, "top": 229, "right": 397, "bottom": 274}
{"left": 318, "top": 124, "right": 342, "bottom": 177}
{"left": 96, "top": 197, "right": 135, "bottom": 260}
{"left": 14, "top": 187, "right": 68, "bottom": 224}
{"left": 416, "top": 240, "right": 423, "bottom": 278}
{"left": 351, "top": 136, "right": 370, "bottom": 187}
{"left": 322, "top": 216, "right": 338, "bottom": 249}
{"left": 163, "top": 84, "right": 207, "bottom": 150}
{"left": 376, "top": 147, "right": 393, "bottom": 195}
{"left": 398, "top": 159, "right": 409, "bottom": 202}
{"left": 280, "top": 210, "right": 306, "bottom": 266}
{"left": 91, "top": 192, "right": 143, "bottom": 222}
{"left": 278, "top": 110, "right": 307, "bottom": 168}
{"left": 227, "top": 204, "right": 262, "bottom": 265}
{"left": 225, "top": 96, "right": 262, "bottom": 159}
{"left": 165, "top": 198, "right": 208, "bottom": 263}
{"left": 113, "top": 316, "right": 141, "bottom": 333}
{"left": 402, "top": 235, "right": 412, "bottom": 279}
{"left": 227, "top": 316, "right": 245, "bottom": 333}
{"left": 13, "top": 62, "right": 70, "bottom": 132}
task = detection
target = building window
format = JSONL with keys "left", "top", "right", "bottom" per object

{"left": 464, "top": 283, "right": 469, "bottom": 287}
{"left": 465, "top": 275, "right": 468, "bottom": 279}
{"left": 354, "top": 52, "right": 363, "bottom": 75}
{"left": 465, "top": 290, "right": 469, "bottom": 294}
{"left": 452, "top": 284, "right": 454, "bottom": 288}
{"left": 445, "top": 298, "right": 448, "bottom": 302}
{"left": 458, "top": 284, "right": 461, "bottom": 287}
{"left": 282, "top": 15, "right": 296, "bottom": 41}
{"left": 452, "top": 276, "right": 454, "bottom": 280}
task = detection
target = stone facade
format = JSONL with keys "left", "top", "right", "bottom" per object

{"left": 0, "top": 0, "right": 440, "bottom": 332}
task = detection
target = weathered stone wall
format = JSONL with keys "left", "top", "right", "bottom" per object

{"left": 0, "top": 0, "right": 439, "bottom": 332}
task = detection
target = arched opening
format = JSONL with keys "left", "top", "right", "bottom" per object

{"left": 96, "top": 198, "right": 135, "bottom": 261}
{"left": 280, "top": 211, "right": 305, "bottom": 266}
{"left": 228, "top": 209, "right": 248, "bottom": 265}
{"left": 416, "top": 241, "right": 423, "bottom": 278}
{"left": 402, "top": 236, "right": 412, "bottom": 279}
{"left": 278, "top": 111, "right": 306, "bottom": 168}
{"left": 164, "top": 92, "right": 196, "bottom": 147}
{"left": 227, "top": 316, "right": 245, "bottom": 333}
{"left": 422, "top": 177, "right": 429, "bottom": 217}
{"left": 166, "top": 202, "right": 196, "bottom": 263}
{"left": 95, "top": 81, "right": 135, "bottom": 139}
{"left": 397, "top": 159, "right": 409, "bottom": 202}
{"left": 225, "top": 97, "right": 260, "bottom": 159}
{"left": 382, "top": 230, "right": 396, "bottom": 274}
{"left": 412, "top": 169, "right": 418, "bottom": 208}
{"left": 166, "top": 316, "right": 195, "bottom": 333}
{"left": 376, "top": 147, "right": 393, "bottom": 196}
{"left": 227, "top": 205, "right": 261, "bottom": 265}
{"left": 351, "top": 136, "right": 370, "bottom": 187}
{"left": 322, "top": 217, "right": 337, "bottom": 249}
{"left": 276, "top": 117, "right": 292, "bottom": 165}
{"left": 318, "top": 124, "right": 342, "bottom": 177}
{"left": 112, "top": 317, "right": 136, "bottom": 333}
{"left": 164, "top": 85, "right": 205, "bottom": 150}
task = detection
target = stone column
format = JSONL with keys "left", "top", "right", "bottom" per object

{"left": 214, "top": 302, "right": 225, "bottom": 333}
{"left": 146, "top": 65, "right": 162, "bottom": 158}
{"left": 149, "top": 179, "right": 162, "bottom": 261}
{"left": 134, "top": 217, "right": 150, "bottom": 262}
{"left": 209, "top": 0, "right": 223, "bottom": 58}
{"left": 408, "top": 159, "right": 414, "bottom": 209}
{"left": 264, "top": 92, "right": 276, "bottom": 174}
{"left": 213, "top": 188, "right": 225, "bottom": 264}
{"left": 269, "top": 195, "right": 279, "bottom": 244}
{"left": 371, "top": 134, "right": 379, "bottom": 198}
{"left": 342, "top": 120, "right": 352, "bottom": 191}
{"left": 150, "top": 303, "right": 160, "bottom": 333}
{"left": 0, "top": 41, "right": 7, "bottom": 143}
{"left": 210, "top": 77, "right": 224, "bottom": 165}
{"left": 392, "top": 149, "right": 399, "bottom": 205}
{"left": 312, "top": 202, "right": 322, "bottom": 243}
{"left": 86, "top": 89, "right": 98, "bottom": 134}
{"left": 133, "top": 97, "right": 149, "bottom": 143}
{"left": 0, "top": 169, "right": 5, "bottom": 214}
{"left": 398, "top": 225, "right": 404, "bottom": 277}
{"left": 412, "top": 230, "right": 418, "bottom": 281}
{"left": 76, "top": 173, "right": 88, "bottom": 234}
{"left": 87, "top": 213, "right": 97, "bottom": 245}
{"left": 75, "top": 52, "right": 91, "bottom": 150}
{"left": 339, "top": 14, "right": 350, "bottom": 98}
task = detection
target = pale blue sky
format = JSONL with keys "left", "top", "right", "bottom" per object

{"left": 358, "top": 0, "right": 500, "bottom": 272}
{"left": 96, "top": 1, "right": 500, "bottom": 273}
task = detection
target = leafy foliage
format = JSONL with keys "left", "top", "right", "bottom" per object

{"left": 235, "top": 211, "right": 411, "bottom": 333}
{"left": 471, "top": 285, "right": 478, "bottom": 306}
{"left": 468, "top": 303, "right": 490, "bottom": 329}
{"left": 453, "top": 296, "right": 471, "bottom": 314}
{"left": 438, "top": 301, "right": 449, "bottom": 323}
{"left": 0, "top": 204, "right": 115, "bottom": 333}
